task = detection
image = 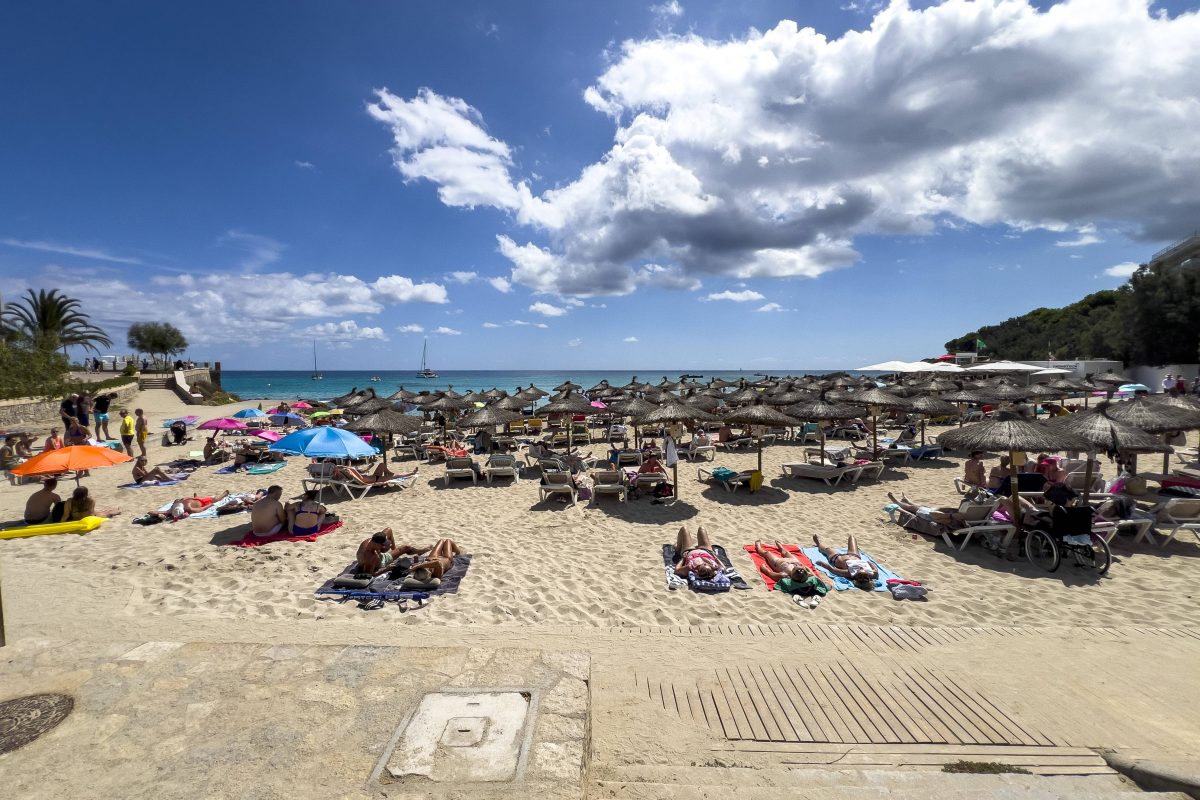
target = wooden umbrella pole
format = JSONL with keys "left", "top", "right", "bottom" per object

{"left": 757, "top": 440, "right": 763, "bottom": 474}
{"left": 1009, "top": 451, "right": 1023, "bottom": 542}
{"left": 1083, "top": 448, "right": 1096, "bottom": 506}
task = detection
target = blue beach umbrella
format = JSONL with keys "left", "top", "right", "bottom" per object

{"left": 269, "top": 412, "right": 305, "bottom": 425}
{"left": 232, "top": 408, "right": 266, "bottom": 418}
{"left": 268, "top": 426, "right": 376, "bottom": 459}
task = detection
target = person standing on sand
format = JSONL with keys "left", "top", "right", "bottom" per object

{"left": 93, "top": 392, "right": 116, "bottom": 440}
{"left": 119, "top": 409, "right": 135, "bottom": 456}
{"left": 134, "top": 408, "right": 149, "bottom": 458}
{"left": 59, "top": 393, "right": 78, "bottom": 430}
{"left": 76, "top": 391, "right": 92, "bottom": 427}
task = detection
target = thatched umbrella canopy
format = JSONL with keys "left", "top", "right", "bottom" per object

{"left": 525, "top": 384, "right": 549, "bottom": 397}
{"left": 342, "top": 397, "right": 394, "bottom": 416}
{"left": 786, "top": 397, "right": 861, "bottom": 457}
{"left": 459, "top": 404, "right": 524, "bottom": 429}
{"left": 425, "top": 395, "right": 471, "bottom": 413}
{"left": 940, "top": 417, "right": 1090, "bottom": 539}
{"left": 440, "top": 387, "right": 463, "bottom": 400}
{"left": 483, "top": 387, "right": 506, "bottom": 399}
{"left": 708, "top": 378, "right": 736, "bottom": 389}
{"left": 1104, "top": 396, "right": 1200, "bottom": 473}
{"left": 387, "top": 387, "right": 418, "bottom": 402}
{"left": 619, "top": 376, "right": 642, "bottom": 390}
{"left": 635, "top": 402, "right": 721, "bottom": 501}
{"left": 725, "top": 385, "right": 760, "bottom": 405}
{"left": 1103, "top": 396, "right": 1200, "bottom": 433}
{"left": 1091, "top": 371, "right": 1131, "bottom": 385}
{"left": 554, "top": 381, "right": 582, "bottom": 392}
{"left": 1045, "top": 406, "right": 1171, "bottom": 501}
{"left": 679, "top": 380, "right": 705, "bottom": 391}
{"left": 609, "top": 396, "right": 658, "bottom": 417}
{"left": 980, "top": 382, "right": 1032, "bottom": 402}
{"left": 496, "top": 395, "right": 528, "bottom": 412}
{"left": 656, "top": 377, "right": 682, "bottom": 391}
{"left": 1153, "top": 394, "right": 1200, "bottom": 412}
{"left": 908, "top": 396, "right": 959, "bottom": 446}
{"left": 539, "top": 390, "right": 595, "bottom": 415}
{"left": 330, "top": 387, "right": 361, "bottom": 406}
{"left": 764, "top": 389, "right": 808, "bottom": 406}
{"left": 460, "top": 391, "right": 489, "bottom": 404}
{"left": 845, "top": 387, "right": 911, "bottom": 453}
{"left": 342, "top": 408, "right": 425, "bottom": 438}
{"left": 587, "top": 379, "right": 611, "bottom": 393}
{"left": 722, "top": 399, "right": 801, "bottom": 472}
{"left": 340, "top": 387, "right": 377, "bottom": 408}
{"left": 679, "top": 390, "right": 720, "bottom": 412}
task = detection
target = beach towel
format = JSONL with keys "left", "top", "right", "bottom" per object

{"left": 661, "top": 544, "right": 750, "bottom": 592}
{"left": 152, "top": 493, "right": 256, "bottom": 520}
{"left": 800, "top": 547, "right": 902, "bottom": 592}
{"left": 119, "top": 479, "right": 183, "bottom": 489}
{"left": 315, "top": 555, "right": 472, "bottom": 601}
{"left": 245, "top": 461, "right": 286, "bottom": 475}
{"left": 742, "top": 543, "right": 829, "bottom": 591}
{"left": 225, "top": 520, "right": 343, "bottom": 547}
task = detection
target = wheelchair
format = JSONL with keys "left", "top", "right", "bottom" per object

{"left": 1025, "top": 505, "right": 1111, "bottom": 575}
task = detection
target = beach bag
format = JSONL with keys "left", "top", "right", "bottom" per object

{"left": 654, "top": 482, "right": 673, "bottom": 498}
{"left": 748, "top": 470, "right": 764, "bottom": 493}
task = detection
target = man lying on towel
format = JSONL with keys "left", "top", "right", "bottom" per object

{"left": 754, "top": 540, "right": 827, "bottom": 598}
{"left": 356, "top": 527, "right": 461, "bottom": 578}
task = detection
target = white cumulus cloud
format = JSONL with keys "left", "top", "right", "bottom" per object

{"left": 705, "top": 290, "right": 765, "bottom": 302}
{"left": 1104, "top": 261, "right": 1139, "bottom": 278}
{"left": 304, "top": 320, "right": 387, "bottom": 341}
{"left": 397, "top": 324, "right": 425, "bottom": 333}
{"left": 487, "top": 276, "right": 512, "bottom": 292}
{"left": 371, "top": 1, "right": 1200, "bottom": 297}
{"left": 756, "top": 302, "right": 783, "bottom": 312}
{"left": 624, "top": 336, "right": 639, "bottom": 342}
{"left": 567, "top": 337, "right": 583, "bottom": 347}
{"left": 372, "top": 275, "right": 449, "bottom": 304}
{"left": 529, "top": 301, "right": 568, "bottom": 317}
{"left": 432, "top": 326, "right": 462, "bottom": 335}
{"left": 445, "top": 270, "right": 478, "bottom": 283}
{"left": 482, "top": 321, "right": 502, "bottom": 328}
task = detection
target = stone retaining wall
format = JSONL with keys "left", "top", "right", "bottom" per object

{"left": 0, "top": 383, "right": 140, "bottom": 429}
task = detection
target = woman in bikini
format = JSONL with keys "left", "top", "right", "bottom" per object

{"left": 132, "top": 456, "right": 175, "bottom": 484}
{"left": 287, "top": 489, "right": 327, "bottom": 535}
{"left": 673, "top": 525, "right": 724, "bottom": 581}
{"left": 408, "top": 537, "right": 462, "bottom": 579}
{"left": 334, "top": 462, "right": 418, "bottom": 485}
{"left": 753, "top": 540, "right": 812, "bottom": 583}
{"left": 812, "top": 533, "right": 879, "bottom": 589}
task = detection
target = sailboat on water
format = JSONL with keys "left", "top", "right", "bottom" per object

{"left": 416, "top": 336, "right": 438, "bottom": 379}
{"left": 311, "top": 340, "right": 323, "bottom": 380}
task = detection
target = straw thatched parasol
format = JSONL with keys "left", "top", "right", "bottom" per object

{"left": 634, "top": 401, "right": 721, "bottom": 501}
{"left": 330, "top": 387, "right": 361, "bottom": 406}
{"left": 725, "top": 384, "right": 760, "bottom": 405}
{"left": 342, "top": 397, "right": 396, "bottom": 416}
{"left": 340, "top": 388, "right": 377, "bottom": 408}
{"left": 908, "top": 396, "right": 959, "bottom": 446}
{"left": 554, "top": 381, "right": 582, "bottom": 392}
{"left": 721, "top": 398, "right": 801, "bottom": 472}
{"left": 845, "top": 387, "right": 911, "bottom": 454}
{"left": 459, "top": 404, "right": 524, "bottom": 429}
{"left": 1045, "top": 406, "right": 1171, "bottom": 502}
{"left": 342, "top": 408, "right": 425, "bottom": 439}
{"left": 387, "top": 387, "right": 418, "bottom": 402}
{"left": 1090, "top": 371, "right": 1131, "bottom": 385}
{"left": 496, "top": 395, "right": 528, "bottom": 412}
{"left": 980, "top": 382, "right": 1032, "bottom": 402}
{"left": 1103, "top": 396, "right": 1200, "bottom": 472}
{"left": 679, "top": 390, "right": 719, "bottom": 412}
{"left": 939, "top": 417, "right": 1090, "bottom": 538}
{"left": 460, "top": 391, "right": 489, "bottom": 404}
{"left": 786, "top": 396, "right": 861, "bottom": 458}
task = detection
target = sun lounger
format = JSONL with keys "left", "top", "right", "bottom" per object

{"left": 1136, "top": 498, "right": 1200, "bottom": 547}
{"left": 678, "top": 442, "right": 716, "bottom": 462}
{"left": 889, "top": 499, "right": 1014, "bottom": 551}
{"left": 590, "top": 469, "right": 627, "bottom": 502}
{"left": 326, "top": 467, "right": 419, "bottom": 500}
{"left": 444, "top": 457, "right": 478, "bottom": 487}
{"left": 697, "top": 466, "right": 752, "bottom": 492}
{"left": 538, "top": 471, "right": 577, "bottom": 505}
{"left": 780, "top": 461, "right": 859, "bottom": 486}
{"left": 483, "top": 454, "right": 518, "bottom": 483}
{"left": 632, "top": 470, "right": 669, "bottom": 491}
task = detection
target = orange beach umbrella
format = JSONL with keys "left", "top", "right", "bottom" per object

{"left": 11, "top": 445, "right": 132, "bottom": 482}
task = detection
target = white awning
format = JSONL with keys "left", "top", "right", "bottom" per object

{"left": 965, "top": 360, "right": 1045, "bottom": 372}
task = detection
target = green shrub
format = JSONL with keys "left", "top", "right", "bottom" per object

{"left": 942, "top": 761, "right": 1031, "bottom": 775}
{"left": 122, "top": 364, "right": 137, "bottom": 377}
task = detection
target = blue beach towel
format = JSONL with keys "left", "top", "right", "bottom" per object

{"left": 800, "top": 547, "right": 902, "bottom": 592}
{"left": 246, "top": 462, "right": 286, "bottom": 475}
{"left": 119, "top": 480, "right": 182, "bottom": 489}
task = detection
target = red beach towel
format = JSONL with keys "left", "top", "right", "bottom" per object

{"left": 742, "top": 543, "right": 830, "bottom": 590}
{"left": 226, "top": 520, "right": 343, "bottom": 547}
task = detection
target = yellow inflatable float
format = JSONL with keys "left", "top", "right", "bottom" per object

{"left": 0, "top": 515, "right": 105, "bottom": 540}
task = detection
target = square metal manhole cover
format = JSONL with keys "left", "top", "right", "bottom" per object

{"left": 384, "top": 691, "right": 535, "bottom": 784}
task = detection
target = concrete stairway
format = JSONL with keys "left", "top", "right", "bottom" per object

{"left": 137, "top": 376, "right": 170, "bottom": 390}
{"left": 589, "top": 765, "right": 1192, "bottom": 799}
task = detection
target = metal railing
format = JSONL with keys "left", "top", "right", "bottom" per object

{"left": 1149, "top": 231, "right": 1200, "bottom": 264}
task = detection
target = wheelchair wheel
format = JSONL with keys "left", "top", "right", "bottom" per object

{"left": 1073, "top": 535, "right": 1111, "bottom": 576}
{"left": 1025, "top": 529, "right": 1060, "bottom": 572}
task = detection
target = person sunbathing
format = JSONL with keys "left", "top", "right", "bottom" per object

{"left": 963, "top": 451, "right": 986, "bottom": 488}
{"left": 812, "top": 533, "right": 879, "bottom": 589}
{"left": 355, "top": 529, "right": 460, "bottom": 577}
{"left": 287, "top": 489, "right": 327, "bottom": 535}
{"left": 58, "top": 486, "right": 122, "bottom": 522}
{"left": 132, "top": 456, "right": 176, "bottom": 484}
{"left": 887, "top": 492, "right": 967, "bottom": 528}
{"left": 334, "top": 463, "right": 417, "bottom": 484}
{"left": 409, "top": 537, "right": 461, "bottom": 579}
{"left": 674, "top": 525, "right": 728, "bottom": 586}
{"left": 753, "top": 540, "right": 812, "bottom": 584}
{"left": 639, "top": 454, "right": 666, "bottom": 475}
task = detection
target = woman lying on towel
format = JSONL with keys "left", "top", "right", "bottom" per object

{"left": 753, "top": 541, "right": 827, "bottom": 600}
{"left": 812, "top": 533, "right": 879, "bottom": 590}
{"left": 673, "top": 525, "right": 730, "bottom": 589}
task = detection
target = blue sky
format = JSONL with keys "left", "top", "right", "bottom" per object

{"left": 2, "top": 0, "right": 1197, "bottom": 370}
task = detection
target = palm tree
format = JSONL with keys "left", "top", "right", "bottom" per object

{"left": 2, "top": 288, "right": 113, "bottom": 356}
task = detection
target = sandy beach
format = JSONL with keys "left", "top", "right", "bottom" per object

{"left": 3, "top": 388, "right": 1197, "bottom": 633}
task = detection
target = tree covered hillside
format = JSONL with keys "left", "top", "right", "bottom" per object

{"left": 945, "top": 260, "right": 1200, "bottom": 365}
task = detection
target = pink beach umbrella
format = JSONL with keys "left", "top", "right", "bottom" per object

{"left": 590, "top": 400, "right": 608, "bottom": 409}
{"left": 253, "top": 430, "right": 284, "bottom": 442}
{"left": 197, "top": 417, "right": 248, "bottom": 431}
{"left": 292, "top": 402, "right": 314, "bottom": 409}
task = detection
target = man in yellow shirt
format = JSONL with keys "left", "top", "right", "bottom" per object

{"left": 119, "top": 409, "right": 136, "bottom": 456}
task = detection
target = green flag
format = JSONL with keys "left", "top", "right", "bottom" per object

{"left": 976, "top": 338, "right": 986, "bottom": 351}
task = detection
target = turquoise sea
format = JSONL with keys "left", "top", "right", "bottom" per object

{"left": 218, "top": 370, "right": 858, "bottom": 401}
